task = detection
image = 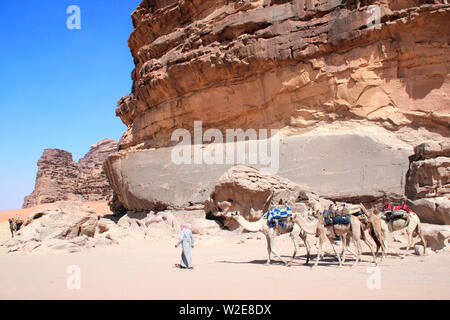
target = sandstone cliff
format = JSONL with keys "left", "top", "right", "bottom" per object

{"left": 406, "top": 141, "right": 450, "bottom": 224}
{"left": 105, "top": 0, "right": 450, "bottom": 213}
{"left": 24, "top": 139, "right": 118, "bottom": 208}
{"left": 117, "top": 0, "right": 449, "bottom": 150}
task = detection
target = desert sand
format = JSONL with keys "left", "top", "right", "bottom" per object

{"left": 0, "top": 205, "right": 449, "bottom": 300}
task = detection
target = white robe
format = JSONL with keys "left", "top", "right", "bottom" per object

{"left": 176, "top": 228, "right": 194, "bottom": 268}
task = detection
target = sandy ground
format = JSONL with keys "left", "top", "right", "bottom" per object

{"left": 0, "top": 204, "right": 449, "bottom": 300}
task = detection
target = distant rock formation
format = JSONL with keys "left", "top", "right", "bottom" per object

{"left": 23, "top": 139, "right": 118, "bottom": 208}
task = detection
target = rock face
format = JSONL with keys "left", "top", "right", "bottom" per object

{"left": 105, "top": 1, "right": 450, "bottom": 213}
{"left": 23, "top": 139, "right": 118, "bottom": 208}
{"left": 105, "top": 128, "right": 412, "bottom": 212}
{"left": 117, "top": 0, "right": 449, "bottom": 150}
{"left": 406, "top": 142, "right": 450, "bottom": 224}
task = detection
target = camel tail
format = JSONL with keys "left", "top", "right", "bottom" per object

{"left": 415, "top": 222, "right": 427, "bottom": 248}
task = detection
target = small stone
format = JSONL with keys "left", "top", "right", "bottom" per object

{"left": 414, "top": 245, "right": 425, "bottom": 256}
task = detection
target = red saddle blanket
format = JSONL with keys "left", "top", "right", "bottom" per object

{"left": 383, "top": 203, "right": 412, "bottom": 214}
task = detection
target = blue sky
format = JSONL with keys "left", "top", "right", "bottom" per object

{"left": 0, "top": 0, "right": 141, "bottom": 210}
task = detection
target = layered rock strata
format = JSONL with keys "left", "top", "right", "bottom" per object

{"left": 105, "top": 0, "right": 450, "bottom": 213}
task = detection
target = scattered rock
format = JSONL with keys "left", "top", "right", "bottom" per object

{"left": 191, "top": 218, "right": 221, "bottom": 235}
{"left": 414, "top": 245, "right": 425, "bottom": 256}
{"left": 421, "top": 223, "right": 450, "bottom": 251}
{"left": 2, "top": 202, "right": 103, "bottom": 254}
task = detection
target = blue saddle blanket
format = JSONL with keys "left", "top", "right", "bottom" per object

{"left": 323, "top": 209, "right": 351, "bottom": 226}
{"left": 264, "top": 206, "right": 293, "bottom": 228}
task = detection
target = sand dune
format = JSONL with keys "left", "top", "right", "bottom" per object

{"left": 0, "top": 201, "right": 112, "bottom": 223}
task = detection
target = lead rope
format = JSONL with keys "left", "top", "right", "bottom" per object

{"left": 193, "top": 218, "right": 232, "bottom": 246}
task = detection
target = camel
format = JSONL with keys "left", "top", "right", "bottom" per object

{"left": 377, "top": 206, "right": 427, "bottom": 257}
{"left": 358, "top": 203, "right": 387, "bottom": 262}
{"left": 8, "top": 215, "right": 24, "bottom": 238}
{"left": 292, "top": 205, "right": 378, "bottom": 267}
{"left": 223, "top": 210, "right": 314, "bottom": 266}
{"left": 291, "top": 211, "right": 343, "bottom": 267}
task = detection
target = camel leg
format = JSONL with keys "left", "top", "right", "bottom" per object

{"left": 341, "top": 233, "right": 353, "bottom": 264}
{"left": 341, "top": 235, "right": 348, "bottom": 265}
{"left": 374, "top": 232, "right": 386, "bottom": 264}
{"left": 402, "top": 229, "right": 413, "bottom": 258}
{"left": 268, "top": 235, "right": 287, "bottom": 265}
{"left": 383, "top": 233, "right": 400, "bottom": 257}
{"left": 346, "top": 242, "right": 358, "bottom": 258}
{"left": 381, "top": 222, "right": 399, "bottom": 257}
{"left": 402, "top": 219, "right": 419, "bottom": 258}
{"left": 265, "top": 234, "right": 272, "bottom": 265}
{"left": 385, "top": 241, "right": 398, "bottom": 256}
{"left": 362, "top": 230, "right": 377, "bottom": 265}
{"left": 352, "top": 239, "right": 362, "bottom": 268}
{"left": 313, "top": 234, "right": 325, "bottom": 268}
{"left": 328, "top": 235, "right": 342, "bottom": 267}
{"left": 288, "top": 233, "right": 300, "bottom": 267}
{"left": 416, "top": 223, "right": 427, "bottom": 256}
{"left": 350, "top": 223, "right": 361, "bottom": 267}
{"left": 302, "top": 233, "right": 311, "bottom": 265}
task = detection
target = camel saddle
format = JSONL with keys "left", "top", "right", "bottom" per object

{"left": 383, "top": 203, "right": 411, "bottom": 222}
{"left": 264, "top": 206, "right": 293, "bottom": 228}
{"left": 384, "top": 210, "right": 408, "bottom": 222}
{"left": 323, "top": 209, "right": 351, "bottom": 226}
{"left": 343, "top": 205, "right": 364, "bottom": 216}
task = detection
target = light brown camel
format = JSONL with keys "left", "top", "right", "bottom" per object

{"left": 223, "top": 210, "right": 315, "bottom": 266}
{"left": 291, "top": 211, "right": 342, "bottom": 267}
{"left": 359, "top": 203, "right": 387, "bottom": 262}
{"left": 293, "top": 206, "right": 378, "bottom": 267}
{"left": 377, "top": 207, "right": 427, "bottom": 257}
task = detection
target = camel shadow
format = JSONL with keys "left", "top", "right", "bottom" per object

{"left": 102, "top": 214, "right": 122, "bottom": 223}
{"left": 217, "top": 254, "right": 342, "bottom": 267}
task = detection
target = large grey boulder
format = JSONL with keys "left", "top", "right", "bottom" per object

{"left": 421, "top": 223, "right": 450, "bottom": 251}
{"left": 205, "top": 165, "right": 332, "bottom": 230}
{"left": 408, "top": 197, "right": 450, "bottom": 225}
{"left": 104, "top": 132, "right": 412, "bottom": 212}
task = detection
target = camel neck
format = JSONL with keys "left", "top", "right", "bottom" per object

{"left": 294, "top": 214, "right": 319, "bottom": 235}
{"left": 234, "top": 215, "right": 263, "bottom": 232}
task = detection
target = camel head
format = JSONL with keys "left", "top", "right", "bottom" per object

{"left": 308, "top": 208, "right": 319, "bottom": 219}
{"left": 328, "top": 204, "right": 339, "bottom": 215}
{"left": 224, "top": 211, "right": 241, "bottom": 219}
